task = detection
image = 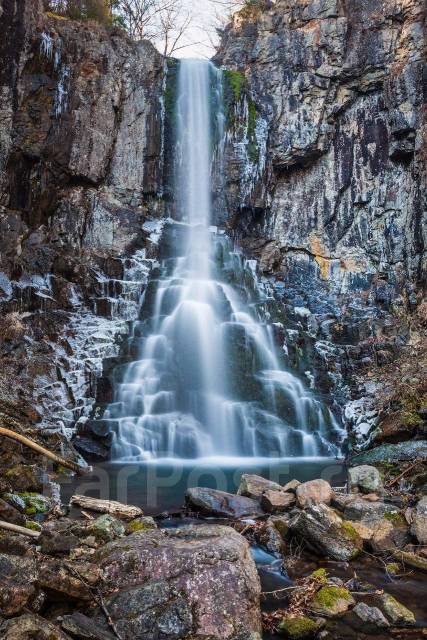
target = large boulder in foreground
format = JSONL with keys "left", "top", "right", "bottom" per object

{"left": 186, "top": 487, "right": 263, "bottom": 518}
{"left": 289, "top": 504, "right": 363, "bottom": 561}
{"left": 95, "top": 525, "right": 262, "bottom": 640}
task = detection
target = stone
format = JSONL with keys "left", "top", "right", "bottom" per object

{"left": 237, "top": 473, "right": 282, "bottom": 499}
{"left": 379, "top": 593, "right": 416, "bottom": 626}
{"left": 311, "top": 586, "right": 355, "bottom": 617}
{"left": 61, "top": 613, "right": 116, "bottom": 640}
{"left": 0, "top": 554, "right": 38, "bottom": 616}
{"left": 269, "top": 515, "right": 291, "bottom": 540}
{"left": 126, "top": 516, "right": 157, "bottom": 534}
{"left": 348, "top": 465, "right": 383, "bottom": 494}
{"left": 289, "top": 504, "right": 363, "bottom": 561}
{"left": 352, "top": 602, "right": 389, "bottom": 631}
{"left": 283, "top": 479, "right": 301, "bottom": 494}
{"left": 261, "top": 489, "right": 295, "bottom": 513}
{"left": 95, "top": 525, "right": 262, "bottom": 639}
{"left": 0, "top": 614, "right": 71, "bottom": 639}
{"left": 255, "top": 520, "right": 285, "bottom": 555}
{"left": 370, "top": 515, "right": 409, "bottom": 552}
{"left": 186, "top": 487, "right": 263, "bottom": 518}
{"left": 38, "top": 560, "right": 101, "bottom": 601}
{"left": 17, "top": 493, "right": 50, "bottom": 516}
{"left": 411, "top": 496, "right": 427, "bottom": 544}
{"left": 0, "top": 498, "right": 26, "bottom": 526}
{"left": 350, "top": 521, "right": 373, "bottom": 541}
{"left": 87, "top": 514, "right": 125, "bottom": 542}
{"left": 343, "top": 499, "right": 391, "bottom": 526}
{"left": 278, "top": 615, "right": 324, "bottom": 639}
{"left": 296, "top": 480, "right": 333, "bottom": 508}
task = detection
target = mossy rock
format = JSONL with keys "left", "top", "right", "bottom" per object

{"left": 88, "top": 514, "right": 125, "bottom": 542}
{"left": 384, "top": 511, "right": 406, "bottom": 526}
{"left": 17, "top": 492, "right": 50, "bottom": 515}
{"left": 25, "top": 520, "right": 42, "bottom": 532}
{"left": 380, "top": 593, "right": 416, "bottom": 626}
{"left": 385, "top": 562, "right": 401, "bottom": 576}
{"left": 311, "top": 586, "right": 355, "bottom": 617}
{"left": 127, "top": 516, "right": 157, "bottom": 533}
{"left": 278, "top": 615, "right": 323, "bottom": 639}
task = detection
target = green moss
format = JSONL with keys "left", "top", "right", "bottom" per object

{"left": 25, "top": 521, "right": 41, "bottom": 532}
{"left": 311, "top": 568, "right": 328, "bottom": 584}
{"left": 384, "top": 511, "right": 406, "bottom": 526}
{"left": 224, "top": 69, "right": 246, "bottom": 102}
{"left": 313, "top": 586, "right": 353, "bottom": 609}
{"left": 386, "top": 562, "right": 401, "bottom": 576}
{"left": 278, "top": 615, "right": 319, "bottom": 639}
{"left": 127, "top": 520, "right": 156, "bottom": 533}
{"left": 341, "top": 520, "right": 361, "bottom": 542}
{"left": 17, "top": 492, "right": 49, "bottom": 515}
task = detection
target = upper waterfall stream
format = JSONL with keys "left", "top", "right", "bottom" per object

{"left": 100, "top": 59, "right": 344, "bottom": 464}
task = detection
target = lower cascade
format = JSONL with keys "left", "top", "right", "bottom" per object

{"left": 101, "top": 59, "right": 344, "bottom": 463}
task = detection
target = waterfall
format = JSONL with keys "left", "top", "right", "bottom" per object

{"left": 100, "top": 59, "right": 344, "bottom": 463}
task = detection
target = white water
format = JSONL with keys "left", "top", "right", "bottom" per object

{"left": 102, "top": 59, "right": 344, "bottom": 462}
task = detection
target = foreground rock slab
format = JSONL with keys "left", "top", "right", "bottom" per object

{"left": 95, "top": 525, "right": 262, "bottom": 639}
{"left": 186, "top": 487, "right": 263, "bottom": 518}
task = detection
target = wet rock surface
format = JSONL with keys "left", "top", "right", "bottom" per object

{"left": 95, "top": 525, "right": 262, "bottom": 640}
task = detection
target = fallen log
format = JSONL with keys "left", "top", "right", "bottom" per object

{"left": 70, "top": 495, "right": 143, "bottom": 519}
{"left": 0, "top": 426, "right": 89, "bottom": 475}
{"left": 0, "top": 519, "right": 41, "bottom": 538}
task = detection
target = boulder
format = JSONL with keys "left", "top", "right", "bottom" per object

{"left": 0, "top": 614, "right": 71, "bottom": 640}
{"left": 0, "top": 553, "right": 38, "bottom": 616}
{"left": 310, "top": 585, "right": 355, "bottom": 617}
{"left": 295, "top": 480, "right": 333, "bottom": 508}
{"left": 379, "top": 593, "right": 416, "bottom": 626}
{"left": 343, "top": 499, "right": 392, "bottom": 526}
{"left": 289, "top": 504, "right": 363, "bottom": 561}
{"left": 351, "top": 602, "right": 389, "bottom": 632}
{"left": 95, "top": 525, "right": 262, "bottom": 639}
{"left": 237, "top": 474, "right": 282, "bottom": 499}
{"left": 126, "top": 516, "right": 157, "bottom": 534}
{"left": 87, "top": 514, "right": 125, "bottom": 542}
{"left": 186, "top": 487, "right": 263, "bottom": 518}
{"left": 370, "top": 515, "right": 409, "bottom": 552}
{"left": 348, "top": 465, "right": 383, "bottom": 494}
{"left": 411, "top": 496, "right": 427, "bottom": 544}
{"left": 261, "top": 489, "right": 295, "bottom": 513}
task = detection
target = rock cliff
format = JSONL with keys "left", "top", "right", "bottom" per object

{"left": 0, "top": 0, "right": 165, "bottom": 447}
{"left": 215, "top": 0, "right": 426, "bottom": 449}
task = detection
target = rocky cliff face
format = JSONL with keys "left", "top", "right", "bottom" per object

{"left": 215, "top": 0, "right": 426, "bottom": 450}
{"left": 0, "top": 0, "right": 165, "bottom": 451}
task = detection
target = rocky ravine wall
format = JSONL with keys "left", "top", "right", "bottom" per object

{"left": 0, "top": 0, "right": 165, "bottom": 456}
{"left": 215, "top": 0, "right": 426, "bottom": 453}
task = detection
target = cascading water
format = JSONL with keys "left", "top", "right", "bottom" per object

{"left": 102, "top": 59, "right": 344, "bottom": 463}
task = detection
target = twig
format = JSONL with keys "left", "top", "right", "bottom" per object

{"left": 64, "top": 563, "right": 123, "bottom": 640}
{"left": 0, "top": 519, "right": 40, "bottom": 538}
{"left": 0, "top": 426, "right": 89, "bottom": 475}
{"left": 386, "top": 460, "right": 421, "bottom": 488}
